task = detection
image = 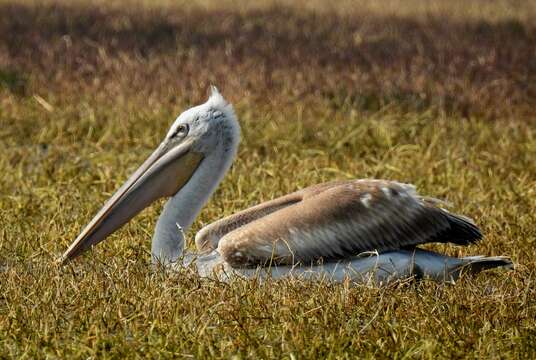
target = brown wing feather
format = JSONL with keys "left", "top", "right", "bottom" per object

{"left": 216, "top": 180, "right": 482, "bottom": 267}
{"left": 195, "top": 192, "right": 302, "bottom": 251}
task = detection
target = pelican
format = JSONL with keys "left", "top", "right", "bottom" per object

{"left": 60, "top": 87, "right": 512, "bottom": 284}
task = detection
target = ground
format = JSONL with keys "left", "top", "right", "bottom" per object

{"left": 1, "top": 0, "right": 535, "bottom": 358}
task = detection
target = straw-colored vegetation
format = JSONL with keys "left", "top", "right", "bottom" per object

{"left": 1, "top": 0, "right": 535, "bottom": 358}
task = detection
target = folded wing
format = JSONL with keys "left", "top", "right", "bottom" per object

{"left": 212, "top": 179, "right": 482, "bottom": 267}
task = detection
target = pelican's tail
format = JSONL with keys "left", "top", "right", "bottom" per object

{"left": 458, "top": 255, "right": 514, "bottom": 274}
{"left": 411, "top": 249, "right": 513, "bottom": 283}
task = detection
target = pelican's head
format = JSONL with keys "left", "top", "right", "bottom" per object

{"left": 60, "top": 86, "right": 240, "bottom": 263}
{"left": 166, "top": 86, "right": 240, "bottom": 158}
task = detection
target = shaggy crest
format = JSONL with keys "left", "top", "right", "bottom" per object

{"left": 206, "top": 85, "right": 231, "bottom": 113}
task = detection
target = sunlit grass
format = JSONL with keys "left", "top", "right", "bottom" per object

{"left": 1, "top": 0, "right": 535, "bottom": 358}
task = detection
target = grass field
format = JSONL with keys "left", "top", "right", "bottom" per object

{"left": 1, "top": 0, "right": 536, "bottom": 358}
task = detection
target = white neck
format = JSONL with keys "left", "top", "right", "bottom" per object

{"left": 151, "top": 133, "right": 238, "bottom": 265}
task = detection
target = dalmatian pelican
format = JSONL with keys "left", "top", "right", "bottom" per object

{"left": 60, "top": 87, "right": 512, "bottom": 284}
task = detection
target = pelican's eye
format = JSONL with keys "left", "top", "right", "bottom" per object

{"left": 172, "top": 124, "right": 189, "bottom": 138}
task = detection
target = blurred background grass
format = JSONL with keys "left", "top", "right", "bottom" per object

{"left": 1, "top": 0, "right": 535, "bottom": 358}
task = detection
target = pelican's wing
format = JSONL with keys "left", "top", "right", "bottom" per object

{"left": 195, "top": 192, "right": 302, "bottom": 251}
{"left": 216, "top": 180, "right": 482, "bottom": 267}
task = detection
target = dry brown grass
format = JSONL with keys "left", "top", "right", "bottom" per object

{"left": 1, "top": 0, "right": 536, "bottom": 118}
{"left": 1, "top": 0, "right": 535, "bottom": 358}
